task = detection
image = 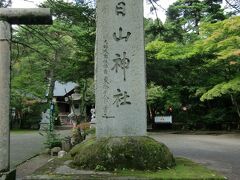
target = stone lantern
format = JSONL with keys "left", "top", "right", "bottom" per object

{"left": 71, "top": 88, "right": 81, "bottom": 116}
{"left": 66, "top": 86, "right": 81, "bottom": 127}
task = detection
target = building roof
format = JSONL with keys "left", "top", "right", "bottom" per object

{"left": 53, "top": 81, "right": 78, "bottom": 97}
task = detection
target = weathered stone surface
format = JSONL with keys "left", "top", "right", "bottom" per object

{"left": 51, "top": 147, "right": 61, "bottom": 156}
{"left": 42, "top": 148, "right": 51, "bottom": 155}
{"left": 95, "top": 0, "right": 147, "bottom": 138}
{"left": 61, "top": 139, "right": 72, "bottom": 152}
{"left": 0, "top": 169, "right": 16, "bottom": 180}
{"left": 58, "top": 150, "right": 67, "bottom": 158}
{"left": 0, "top": 21, "right": 10, "bottom": 172}
{"left": 0, "top": 8, "right": 52, "bottom": 25}
{"left": 39, "top": 109, "right": 50, "bottom": 131}
{"left": 54, "top": 165, "right": 111, "bottom": 175}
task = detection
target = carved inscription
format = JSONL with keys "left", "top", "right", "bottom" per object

{"left": 101, "top": 1, "right": 132, "bottom": 116}
{"left": 113, "top": 27, "right": 131, "bottom": 42}
{"left": 116, "top": 2, "right": 126, "bottom": 16}
{"left": 113, "top": 89, "right": 131, "bottom": 107}
{"left": 111, "top": 52, "right": 130, "bottom": 81}
{"left": 102, "top": 40, "right": 115, "bottom": 119}
{"left": 111, "top": 1, "right": 132, "bottom": 107}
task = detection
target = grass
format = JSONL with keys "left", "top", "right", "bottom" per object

{"left": 116, "top": 157, "right": 226, "bottom": 179}
{"left": 33, "top": 157, "right": 226, "bottom": 179}
{"left": 10, "top": 129, "right": 38, "bottom": 134}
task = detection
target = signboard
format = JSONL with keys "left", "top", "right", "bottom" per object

{"left": 154, "top": 116, "right": 172, "bottom": 124}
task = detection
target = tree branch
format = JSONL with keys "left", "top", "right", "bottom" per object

{"left": 11, "top": 40, "right": 50, "bottom": 63}
{"left": 148, "top": 0, "right": 162, "bottom": 29}
{"left": 225, "top": 0, "right": 240, "bottom": 13}
{"left": 20, "top": 25, "right": 57, "bottom": 50}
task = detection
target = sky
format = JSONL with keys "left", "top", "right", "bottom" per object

{"left": 11, "top": 0, "right": 177, "bottom": 22}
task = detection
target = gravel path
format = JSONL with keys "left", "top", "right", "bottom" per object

{"left": 10, "top": 129, "right": 71, "bottom": 168}
{"left": 149, "top": 132, "right": 240, "bottom": 180}
{"left": 10, "top": 132, "right": 45, "bottom": 168}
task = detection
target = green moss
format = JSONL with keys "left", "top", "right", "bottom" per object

{"left": 70, "top": 136, "right": 175, "bottom": 171}
{"left": 70, "top": 138, "right": 96, "bottom": 157}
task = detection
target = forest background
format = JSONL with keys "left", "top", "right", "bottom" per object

{"left": 2, "top": 0, "right": 240, "bottom": 130}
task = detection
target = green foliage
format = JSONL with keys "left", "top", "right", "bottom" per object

{"left": 201, "top": 76, "right": 240, "bottom": 101}
{"left": 83, "top": 127, "right": 96, "bottom": 136}
{"left": 71, "top": 127, "right": 85, "bottom": 145}
{"left": 70, "top": 136, "right": 175, "bottom": 171}
{"left": 165, "top": 0, "right": 226, "bottom": 40}
{"left": 197, "top": 17, "right": 240, "bottom": 110}
{"left": 78, "top": 79, "right": 95, "bottom": 120}
{"left": 144, "top": 18, "right": 163, "bottom": 43}
{"left": 145, "top": 11, "right": 240, "bottom": 128}
{"left": 146, "top": 40, "right": 194, "bottom": 60}
{"left": 147, "top": 83, "right": 165, "bottom": 106}
{"left": 95, "top": 165, "right": 106, "bottom": 171}
{"left": 42, "top": 131, "right": 62, "bottom": 148}
{"left": 11, "top": 101, "right": 48, "bottom": 129}
{"left": 22, "top": 103, "right": 46, "bottom": 128}
{"left": 9, "top": 0, "right": 240, "bottom": 130}
{"left": 11, "top": 0, "right": 96, "bottom": 128}
{"left": 11, "top": 54, "right": 47, "bottom": 99}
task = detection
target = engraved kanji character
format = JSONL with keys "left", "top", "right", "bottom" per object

{"left": 104, "top": 76, "right": 109, "bottom": 84}
{"left": 103, "top": 61, "right": 108, "bottom": 69}
{"left": 120, "top": 91, "right": 131, "bottom": 105}
{"left": 111, "top": 52, "right": 130, "bottom": 81}
{"left": 116, "top": 1, "right": 126, "bottom": 16}
{"left": 113, "top": 89, "right": 131, "bottom": 107}
{"left": 113, "top": 27, "right": 131, "bottom": 42}
{"left": 103, "top": 76, "right": 109, "bottom": 89}
{"left": 104, "top": 69, "right": 108, "bottom": 75}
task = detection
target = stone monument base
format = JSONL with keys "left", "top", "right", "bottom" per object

{"left": 70, "top": 136, "right": 175, "bottom": 171}
{"left": 89, "top": 122, "right": 96, "bottom": 129}
{"left": 39, "top": 123, "right": 50, "bottom": 131}
{"left": 0, "top": 169, "right": 16, "bottom": 180}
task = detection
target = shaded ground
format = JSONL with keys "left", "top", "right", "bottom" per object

{"left": 149, "top": 132, "right": 240, "bottom": 180}
{"left": 16, "top": 154, "right": 50, "bottom": 180}
{"left": 10, "top": 129, "right": 71, "bottom": 168}
{"left": 10, "top": 131, "right": 45, "bottom": 168}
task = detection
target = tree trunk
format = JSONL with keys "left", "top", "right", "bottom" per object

{"left": 147, "top": 105, "right": 151, "bottom": 122}
{"left": 148, "top": 105, "right": 153, "bottom": 122}
{"left": 48, "top": 69, "right": 55, "bottom": 102}
{"left": 230, "top": 94, "right": 240, "bottom": 129}
{"left": 80, "top": 79, "right": 87, "bottom": 122}
{"left": 47, "top": 50, "right": 59, "bottom": 102}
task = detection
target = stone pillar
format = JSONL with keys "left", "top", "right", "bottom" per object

{"left": 0, "top": 9, "right": 51, "bottom": 179}
{"left": 0, "top": 21, "right": 10, "bottom": 173}
{"left": 95, "top": 0, "right": 147, "bottom": 138}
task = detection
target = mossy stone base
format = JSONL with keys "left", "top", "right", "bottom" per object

{"left": 70, "top": 136, "right": 175, "bottom": 171}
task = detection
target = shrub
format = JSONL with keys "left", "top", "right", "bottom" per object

{"left": 43, "top": 131, "right": 62, "bottom": 148}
